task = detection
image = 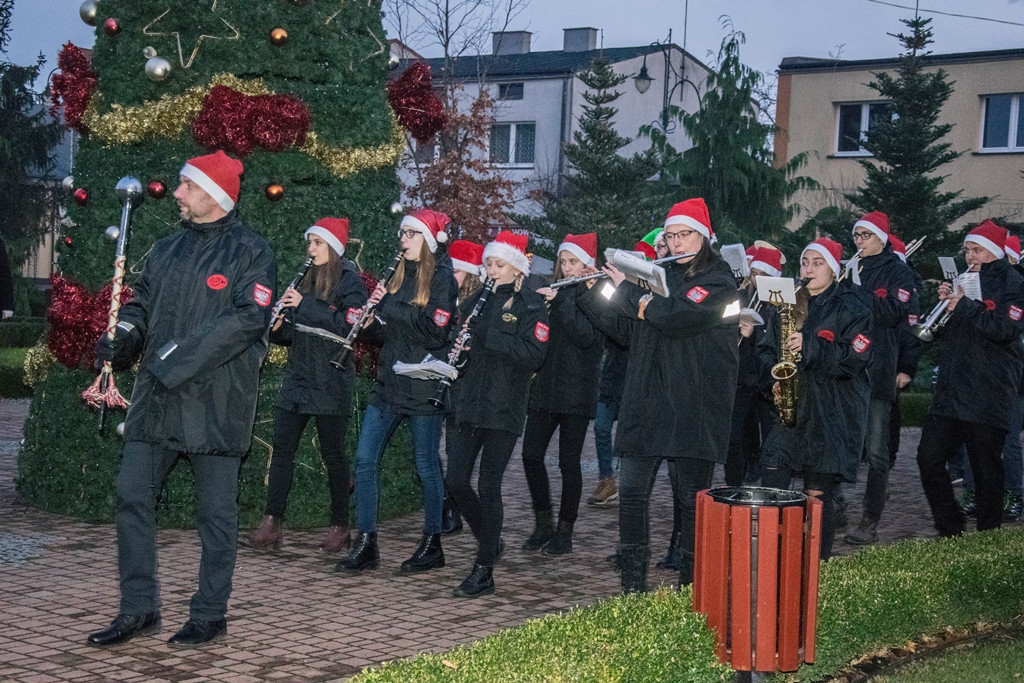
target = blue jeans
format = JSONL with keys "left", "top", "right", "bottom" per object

{"left": 353, "top": 404, "right": 444, "bottom": 535}
{"left": 861, "top": 398, "right": 892, "bottom": 521}
{"left": 594, "top": 400, "right": 619, "bottom": 479}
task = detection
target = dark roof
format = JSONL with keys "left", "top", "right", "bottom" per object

{"left": 779, "top": 47, "right": 1024, "bottom": 74}
{"left": 396, "top": 44, "right": 709, "bottom": 81}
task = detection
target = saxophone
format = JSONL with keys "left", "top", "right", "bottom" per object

{"left": 770, "top": 302, "right": 801, "bottom": 427}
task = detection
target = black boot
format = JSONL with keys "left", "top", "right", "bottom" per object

{"left": 522, "top": 509, "right": 554, "bottom": 551}
{"left": 453, "top": 564, "right": 494, "bottom": 598}
{"left": 334, "top": 531, "right": 379, "bottom": 573}
{"left": 542, "top": 519, "right": 574, "bottom": 556}
{"left": 441, "top": 497, "right": 463, "bottom": 535}
{"left": 400, "top": 533, "right": 445, "bottom": 572}
{"left": 619, "top": 544, "right": 650, "bottom": 594}
{"left": 655, "top": 530, "right": 682, "bottom": 570}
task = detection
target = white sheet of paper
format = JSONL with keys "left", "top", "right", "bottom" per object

{"left": 720, "top": 243, "right": 750, "bottom": 279}
{"left": 756, "top": 276, "right": 797, "bottom": 306}
{"left": 740, "top": 307, "right": 764, "bottom": 325}
{"left": 938, "top": 257, "right": 959, "bottom": 281}
{"left": 957, "top": 272, "right": 982, "bottom": 301}
{"left": 604, "top": 248, "right": 670, "bottom": 297}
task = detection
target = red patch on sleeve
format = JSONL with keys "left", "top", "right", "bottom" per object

{"left": 686, "top": 286, "right": 709, "bottom": 303}
{"left": 908, "top": 314, "right": 918, "bottom": 325}
{"left": 817, "top": 329, "right": 835, "bottom": 342}
{"left": 346, "top": 307, "right": 361, "bottom": 325}
{"left": 534, "top": 322, "right": 550, "bottom": 342}
{"left": 852, "top": 333, "right": 871, "bottom": 353}
{"left": 874, "top": 287, "right": 888, "bottom": 298}
{"left": 253, "top": 283, "right": 272, "bottom": 307}
{"left": 985, "top": 299, "right": 997, "bottom": 311}
{"left": 1010, "top": 305, "right": 1023, "bottom": 321}
{"left": 433, "top": 308, "right": 451, "bottom": 327}
{"left": 206, "top": 274, "right": 227, "bottom": 290}
{"left": 898, "top": 288, "right": 910, "bottom": 303}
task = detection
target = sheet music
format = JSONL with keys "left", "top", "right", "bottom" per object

{"left": 957, "top": 272, "right": 982, "bottom": 301}
{"left": 393, "top": 355, "right": 458, "bottom": 381}
{"left": 938, "top": 256, "right": 959, "bottom": 282}
{"left": 755, "top": 276, "right": 797, "bottom": 306}
{"left": 720, "top": 243, "right": 750, "bottom": 279}
{"left": 604, "top": 248, "right": 670, "bottom": 297}
{"left": 740, "top": 307, "right": 764, "bottom": 325}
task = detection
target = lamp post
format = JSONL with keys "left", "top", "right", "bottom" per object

{"left": 633, "top": 1, "right": 698, "bottom": 134}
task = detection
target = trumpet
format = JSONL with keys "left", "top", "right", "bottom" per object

{"left": 269, "top": 256, "right": 315, "bottom": 329}
{"left": 329, "top": 250, "right": 404, "bottom": 369}
{"left": 904, "top": 235, "right": 927, "bottom": 259}
{"left": 428, "top": 278, "right": 498, "bottom": 409}
{"left": 911, "top": 299, "right": 952, "bottom": 342}
{"left": 837, "top": 248, "right": 865, "bottom": 282}
{"left": 548, "top": 251, "right": 699, "bottom": 289}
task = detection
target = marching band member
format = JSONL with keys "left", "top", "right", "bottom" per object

{"left": 521, "top": 233, "right": 604, "bottom": 556}
{"left": 842, "top": 212, "right": 917, "bottom": 546}
{"left": 757, "top": 238, "right": 873, "bottom": 559}
{"left": 445, "top": 231, "right": 549, "bottom": 597}
{"left": 917, "top": 221, "right": 1024, "bottom": 536}
{"left": 580, "top": 198, "right": 739, "bottom": 592}
{"left": 335, "top": 209, "right": 457, "bottom": 574}
{"left": 248, "top": 218, "right": 368, "bottom": 554}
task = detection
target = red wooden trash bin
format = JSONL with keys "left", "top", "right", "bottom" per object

{"left": 693, "top": 486, "right": 823, "bottom": 674}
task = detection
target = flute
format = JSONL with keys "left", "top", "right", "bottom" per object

{"left": 549, "top": 251, "right": 699, "bottom": 289}
{"left": 329, "top": 250, "right": 404, "bottom": 369}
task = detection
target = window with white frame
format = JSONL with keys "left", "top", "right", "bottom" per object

{"left": 981, "top": 93, "right": 1024, "bottom": 151}
{"left": 835, "top": 102, "right": 893, "bottom": 155}
{"left": 489, "top": 122, "right": 535, "bottom": 165}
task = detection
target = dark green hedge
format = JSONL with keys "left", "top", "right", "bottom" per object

{"left": 17, "top": 362, "right": 420, "bottom": 529}
{"left": 0, "top": 318, "right": 45, "bottom": 348}
{"left": 0, "top": 348, "right": 31, "bottom": 398}
{"left": 899, "top": 391, "right": 932, "bottom": 428}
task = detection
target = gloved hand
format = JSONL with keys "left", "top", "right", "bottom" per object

{"left": 94, "top": 334, "right": 115, "bottom": 367}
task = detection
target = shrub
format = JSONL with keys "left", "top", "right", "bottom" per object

{"left": 0, "top": 348, "right": 31, "bottom": 398}
{"left": 899, "top": 391, "right": 931, "bottom": 427}
{"left": 17, "top": 363, "right": 421, "bottom": 529}
{"left": 0, "top": 317, "right": 45, "bottom": 348}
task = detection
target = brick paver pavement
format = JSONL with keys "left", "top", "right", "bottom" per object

{"left": 1, "top": 397, "right": 1013, "bottom": 681}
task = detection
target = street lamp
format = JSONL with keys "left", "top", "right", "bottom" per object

{"left": 633, "top": 28, "right": 700, "bottom": 134}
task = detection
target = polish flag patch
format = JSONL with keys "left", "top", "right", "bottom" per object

{"left": 535, "top": 321, "right": 550, "bottom": 342}
{"left": 1010, "top": 305, "right": 1023, "bottom": 321}
{"left": 207, "top": 274, "right": 228, "bottom": 290}
{"left": 346, "top": 307, "right": 361, "bottom": 325}
{"left": 852, "top": 334, "right": 871, "bottom": 353}
{"left": 687, "top": 286, "right": 709, "bottom": 303}
{"left": 908, "top": 314, "right": 919, "bottom": 325}
{"left": 874, "top": 287, "right": 888, "bottom": 298}
{"left": 898, "top": 288, "right": 910, "bottom": 303}
{"left": 817, "top": 329, "right": 835, "bottom": 342}
{"left": 253, "top": 283, "right": 272, "bottom": 307}
{"left": 433, "top": 308, "right": 451, "bottom": 327}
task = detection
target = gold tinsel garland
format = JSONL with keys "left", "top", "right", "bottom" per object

{"left": 23, "top": 342, "right": 55, "bottom": 387}
{"left": 82, "top": 73, "right": 406, "bottom": 178}
{"left": 265, "top": 344, "right": 289, "bottom": 367}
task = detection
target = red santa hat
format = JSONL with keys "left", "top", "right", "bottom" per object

{"left": 305, "top": 217, "right": 349, "bottom": 257}
{"left": 754, "top": 239, "right": 786, "bottom": 264}
{"left": 449, "top": 239, "right": 484, "bottom": 276}
{"left": 801, "top": 238, "right": 843, "bottom": 278}
{"left": 1005, "top": 234, "right": 1021, "bottom": 261}
{"left": 483, "top": 230, "right": 530, "bottom": 276}
{"left": 745, "top": 245, "right": 756, "bottom": 263}
{"left": 965, "top": 220, "right": 1008, "bottom": 259}
{"left": 557, "top": 232, "right": 597, "bottom": 268}
{"left": 749, "top": 246, "right": 783, "bottom": 277}
{"left": 663, "top": 198, "right": 715, "bottom": 243}
{"left": 179, "top": 150, "right": 243, "bottom": 211}
{"left": 634, "top": 240, "right": 657, "bottom": 261}
{"left": 889, "top": 234, "right": 907, "bottom": 263}
{"left": 400, "top": 208, "right": 450, "bottom": 253}
{"left": 853, "top": 211, "right": 890, "bottom": 244}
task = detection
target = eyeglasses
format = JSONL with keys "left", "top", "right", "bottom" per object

{"left": 397, "top": 229, "right": 420, "bottom": 239}
{"left": 852, "top": 231, "right": 875, "bottom": 241}
{"left": 663, "top": 229, "right": 698, "bottom": 241}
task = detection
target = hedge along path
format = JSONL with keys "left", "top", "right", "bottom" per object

{"left": 348, "top": 529, "right": 1024, "bottom": 683}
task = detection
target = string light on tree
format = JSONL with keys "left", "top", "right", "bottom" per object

{"left": 265, "top": 183, "right": 285, "bottom": 201}
{"left": 269, "top": 28, "right": 288, "bottom": 46}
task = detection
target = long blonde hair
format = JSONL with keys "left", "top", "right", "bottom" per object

{"left": 387, "top": 241, "right": 436, "bottom": 307}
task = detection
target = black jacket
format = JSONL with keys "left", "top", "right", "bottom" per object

{"left": 453, "top": 283, "right": 549, "bottom": 435}
{"left": 364, "top": 258, "right": 457, "bottom": 415}
{"left": 848, "top": 246, "right": 917, "bottom": 401}
{"left": 896, "top": 264, "right": 925, "bottom": 380}
{"left": 929, "top": 258, "right": 1024, "bottom": 430}
{"left": 114, "top": 212, "right": 277, "bottom": 456}
{"left": 271, "top": 261, "right": 369, "bottom": 415}
{"left": 580, "top": 256, "right": 739, "bottom": 462}
{"left": 527, "top": 283, "right": 603, "bottom": 417}
{"left": 757, "top": 283, "right": 873, "bottom": 482}
{"left": 598, "top": 337, "right": 629, "bottom": 403}
{"left": 0, "top": 237, "right": 14, "bottom": 313}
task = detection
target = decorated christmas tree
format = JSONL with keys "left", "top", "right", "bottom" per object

{"left": 19, "top": 0, "right": 435, "bottom": 527}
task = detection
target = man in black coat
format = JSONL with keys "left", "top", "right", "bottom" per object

{"left": 917, "top": 220, "right": 1024, "bottom": 536}
{"left": 87, "top": 151, "right": 276, "bottom": 649}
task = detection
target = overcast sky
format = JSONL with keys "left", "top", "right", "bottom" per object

{"left": 6, "top": 0, "right": 1024, "bottom": 89}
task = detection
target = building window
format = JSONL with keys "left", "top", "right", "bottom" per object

{"left": 498, "top": 83, "right": 524, "bottom": 100}
{"left": 489, "top": 122, "right": 535, "bottom": 165}
{"left": 981, "top": 93, "right": 1024, "bottom": 151}
{"left": 412, "top": 139, "right": 436, "bottom": 164}
{"left": 835, "top": 102, "right": 892, "bottom": 155}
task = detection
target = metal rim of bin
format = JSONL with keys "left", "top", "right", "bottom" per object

{"left": 707, "top": 485, "right": 807, "bottom": 507}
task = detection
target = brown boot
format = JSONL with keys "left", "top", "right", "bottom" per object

{"left": 247, "top": 515, "right": 283, "bottom": 550}
{"left": 318, "top": 525, "right": 351, "bottom": 554}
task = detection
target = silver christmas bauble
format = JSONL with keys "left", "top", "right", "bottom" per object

{"left": 389, "top": 202, "right": 403, "bottom": 216}
{"left": 105, "top": 226, "right": 120, "bottom": 241}
{"left": 145, "top": 56, "right": 172, "bottom": 82}
{"left": 116, "top": 422, "right": 126, "bottom": 437}
{"left": 79, "top": 0, "right": 98, "bottom": 26}
{"left": 62, "top": 175, "right": 75, "bottom": 192}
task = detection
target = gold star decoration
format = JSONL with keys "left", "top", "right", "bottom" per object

{"left": 142, "top": 0, "right": 240, "bottom": 69}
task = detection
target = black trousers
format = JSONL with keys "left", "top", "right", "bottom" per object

{"left": 725, "top": 388, "right": 758, "bottom": 487}
{"left": 116, "top": 441, "right": 240, "bottom": 620}
{"left": 917, "top": 414, "right": 1005, "bottom": 536}
{"left": 445, "top": 423, "right": 519, "bottom": 567}
{"left": 762, "top": 465, "right": 838, "bottom": 560}
{"left": 521, "top": 410, "right": 589, "bottom": 525}
{"left": 265, "top": 408, "right": 351, "bottom": 526}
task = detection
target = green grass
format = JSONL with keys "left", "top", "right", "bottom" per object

{"left": 874, "top": 632, "right": 1024, "bottom": 682}
{"left": 0, "top": 347, "right": 31, "bottom": 398}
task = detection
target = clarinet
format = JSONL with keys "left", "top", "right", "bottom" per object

{"left": 329, "top": 250, "right": 404, "bottom": 369}
{"left": 269, "top": 256, "right": 315, "bottom": 329}
{"left": 428, "top": 278, "right": 498, "bottom": 409}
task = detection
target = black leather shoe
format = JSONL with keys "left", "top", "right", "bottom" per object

{"left": 167, "top": 618, "right": 227, "bottom": 648}
{"left": 87, "top": 611, "right": 161, "bottom": 647}
{"left": 453, "top": 564, "right": 494, "bottom": 598}
{"left": 401, "top": 533, "right": 445, "bottom": 572}
{"left": 335, "top": 531, "right": 380, "bottom": 573}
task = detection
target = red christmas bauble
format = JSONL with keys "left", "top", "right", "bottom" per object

{"left": 104, "top": 18, "right": 121, "bottom": 36}
{"left": 73, "top": 188, "right": 89, "bottom": 206}
{"left": 63, "top": 236, "right": 74, "bottom": 247}
{"left": 269, "top": 28, "right": 288, "bottom": 46}
{"left": 147, "top": 180, "right": 167, "bottom": 199}
{"left": 265, "top": 184, "right": 285, "bottom": 201}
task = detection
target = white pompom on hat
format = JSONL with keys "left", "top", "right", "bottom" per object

{"left": 400, "top": 208, "right": 450, "bottom": 253}
{"left": 483, "top": 230, "right": 530, "bottom": 276}
{"left": 179, "top": 150, "right": 243, "bottom": 211}
{"left": 305, "top": 217, "right": 349, "bottom": 257}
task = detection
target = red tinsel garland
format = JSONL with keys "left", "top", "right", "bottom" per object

{"left": 354, "top": 270, "right": 381, "bottom": 376}
{"left": 192, "top": 85, "right": 312, "bottom": 157}
{"left": 47, "top": 274, "right": 132, "bottom": 369}
{"left": 386, "top": 62, "right": 447, "bottom": 143}
{"left": 49, "top": 43, "right": 98, "bottom": 134}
